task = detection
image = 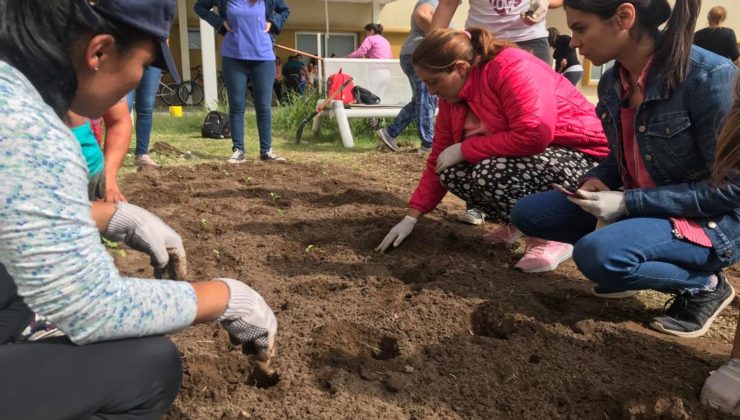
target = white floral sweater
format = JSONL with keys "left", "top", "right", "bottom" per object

{"left": 0, "top": 61, "right": 197, "bottom": 344}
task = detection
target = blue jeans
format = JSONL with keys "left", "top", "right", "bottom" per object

{"left": 127, "top": 66, "right": 162, "bottom": 156}
{"left": 386, "top": 54, "right": 437, "bottom": 148}
{"left": 511, "top": 191, "right": 725, "bottom": 293}
{"left": 222, "top": 57, "right": 275, "bottom": 154}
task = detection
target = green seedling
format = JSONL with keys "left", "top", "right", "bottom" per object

{"left": 200, "top": 218, "right": 207, "bottom": 228}
{"left": 269, "top": 192, "right": 280, "bottom": 204}
{"left": 305, "top": 244, "right": 315, "bottom": 253}
{"left": 102, "top": 237, "right": 127, "bottom": 257}
{"left": 244, "top": 176, "right": 253, "bottom": 184}
{"left": 213, "top": 249, "right": 220, "bottom": 260}
{"left": 276, "top": 209, "right": 287, "bottom": 216}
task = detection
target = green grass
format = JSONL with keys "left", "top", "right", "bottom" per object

{"left": 127, "top": 104, "right": 423, "bottom": 172}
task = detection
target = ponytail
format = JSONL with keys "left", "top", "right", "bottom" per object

{"left": 655, "top": 0, "right": 701, "bottom": 90}
{"left": 412, "top": 27, "right": 513, "bottom": 72}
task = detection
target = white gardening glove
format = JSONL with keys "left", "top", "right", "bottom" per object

{"left": 521, "top": 0, "right": 549, "bottom": 25}
{"left": 701, "top": 359, "right": 740, "bottom": 415}
{"left": 375, "top": 215, "right": 417, "bottom": 252}
{"left": 217, "top": 278, "right": 277, "bottom": 361}
{"left": 435, "top": 143, "right": 465, "bottom": 174}
{"left": 567, "top": 190, "right": 627, "bottom": 222}
{"left": 103, "top": 202, "right": 187, "bottom": 279}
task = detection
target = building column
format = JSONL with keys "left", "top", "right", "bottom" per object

{"left": 371, "top": 0, "right": 380, "bottom": 23}
{"left": 199, "top": 16, "right": 219, "bottom": 109}
{"left": 177, "top": 0, "right": 191, "bottom": 83}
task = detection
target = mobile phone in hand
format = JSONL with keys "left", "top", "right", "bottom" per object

{"left": 551, "top": 183, "right": 578, "bottom": 197}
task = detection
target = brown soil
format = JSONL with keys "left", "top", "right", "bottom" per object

{"left": 115, "top": 155, "right": 739, "bottom": 420}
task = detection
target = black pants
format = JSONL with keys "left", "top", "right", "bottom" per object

{"left": 0, "top": 336, "right": 182, "bottom": 419}
{"left": 0, "top": 263, "right": 32, "bottom": 344}
{"left": 439, "top": 147, "right": 599, "bottom": 223}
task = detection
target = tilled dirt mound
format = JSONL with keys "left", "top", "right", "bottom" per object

{"left": 115, "top": 157, "right": 738, "bottom": 420}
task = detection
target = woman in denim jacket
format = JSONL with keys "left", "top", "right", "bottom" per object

{"left": 511, "top": 0, "right": 738, "bottom": 338}
{"left": 195, "top": 0, "right": 290, "bottom": 163}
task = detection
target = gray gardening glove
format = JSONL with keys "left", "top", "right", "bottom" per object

{"left": 103, "top": 202, "right": 187, "bottom": 279}
{"left": 217, "top": 278, "right": 277, "bottom": 361}
{"left": 701, "top": 359, "right": 740, "bottom": 415}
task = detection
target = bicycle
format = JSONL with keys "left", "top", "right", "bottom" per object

{"left": 178, "top": 65, "right": 225, "bottom": 107}
{"left": 156, "top": 79, "right": 183, "bottom": 106}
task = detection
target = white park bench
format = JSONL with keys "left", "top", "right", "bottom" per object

{"left": 311, "top": 58, "right": 413, "bottom": 148}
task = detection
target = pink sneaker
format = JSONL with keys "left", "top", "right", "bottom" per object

{"left": 514, "top": 238, "right": 573, "bottom": 273}
{"left": 482, "top": 224, "right": 523, "bottom": 245}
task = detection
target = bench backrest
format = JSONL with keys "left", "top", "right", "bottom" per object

{"left": 323, "top": 58, "right": 412, "bottom": 106}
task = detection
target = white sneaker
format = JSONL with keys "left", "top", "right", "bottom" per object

{"left": 227, "top": 150, "right": 245, "bottom": 164}
{"left": 457, "top": 208, "right": 487, "bottom": 225}
{"left": 133, "top": 154, "right": 161, "bottom": 169}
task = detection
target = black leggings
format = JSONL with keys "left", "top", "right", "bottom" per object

{"left": 0, "top": 263, "right": 32, "bottom": 344}
{"left": 0, "top": 336, "right": 182, "bottom": 419}
{"left": 439, "top": 147, "right": 599, "bottom": 223}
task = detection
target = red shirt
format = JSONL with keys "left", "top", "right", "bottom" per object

{"left": 619, "top": 58, "right": 712, "bottom": 247}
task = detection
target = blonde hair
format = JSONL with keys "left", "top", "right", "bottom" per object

{"left": 412, "top": 27, "right": 513, "bottom": 73}
{"left": 708, "top": 6, "right": 727, "bottom": 25}
{"left": 712, "top": 77, "right": 740, "bottom": 186}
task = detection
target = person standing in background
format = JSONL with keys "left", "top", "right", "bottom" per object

{"left": 693, "top": 6, "right": 739, "bottom": 66}
{"left": 128, "top": 67, "right": 163, "bottom": 169}
{"left": 431, "top": 0, "right": 564, "bottom": 63}
{"left": 195, "top": 0, "right": 290, "bottom": 164}
{"left": 375, "top": 0, "right": 439, "bottom": 154}
{"left": 547, "top": 27, "right": 583, "bottom": 85}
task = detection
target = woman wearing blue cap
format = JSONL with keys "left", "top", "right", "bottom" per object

{"left": 195, "top": 0, "right": 290, "bottom": 163}
{"left": 0, "top": 1, "right": 277, "bottom": 418}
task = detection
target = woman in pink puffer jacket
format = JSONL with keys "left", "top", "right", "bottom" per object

{"left": 377, "top": 27, "right": 608, "bottom": 273}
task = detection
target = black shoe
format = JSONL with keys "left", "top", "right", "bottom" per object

{"left": 650, "top": 272, "right": 735, "bottom": 338}
{"left": 260, "top": 150, "right": 286, "bottom": 162}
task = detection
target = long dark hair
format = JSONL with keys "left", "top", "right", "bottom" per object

{"left": 563, "top": 0, "right": 701, "bottom": 90}
{"left": 712, "top": 76, "right": 740, "bottom": 186}
{"left": 413, "top": 27, "right": 514, "bottom": 73}
{"left": 0, "top": 0, "right": 149, "bottom": 117}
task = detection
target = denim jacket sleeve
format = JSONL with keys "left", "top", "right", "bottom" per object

{"left": 267, "top": 0, "right": 290, "bottom": 35}
{"left": 624, "top": 63, "right": 738, "bottom": 217}
{"left": 194, "top": 0, "right": 226, "bottom": 35}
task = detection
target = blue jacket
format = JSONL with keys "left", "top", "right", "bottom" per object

{"left": 194, "top": 0, "right": 290, "bottom": 38}
{"left": 584, "top": 46, "right": 739, "bottom": 264}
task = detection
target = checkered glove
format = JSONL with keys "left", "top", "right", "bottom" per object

{"left": 217, "top": 278, "right": 277, "bottom": 359}
{"left": 701, "top": 358, "right": 740, "bottom": 415}
{"left": 103, "top": 202, "right": 187, "bottom": 279}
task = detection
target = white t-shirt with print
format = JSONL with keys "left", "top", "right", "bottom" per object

{"left": 466, "top": 0, "right": 548, "bottom": 43}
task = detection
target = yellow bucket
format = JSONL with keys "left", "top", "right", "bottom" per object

{"left": 169, "top": 105, "right": 183, "bottom": 118}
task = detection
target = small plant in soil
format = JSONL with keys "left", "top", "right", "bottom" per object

{"left": 244, "top": 176, "right": 253, "bottom": 184}
{"left": 200, "top": 218, "right": 207, "bottom": 229}
{"left": 269, "top": 192, "right": 280, "bottom": 204}
{"left": 276, "top": 209, "right": 287, "bottom": 217}
{"left": 213, "top": 249, "right": 220, "bottom": 261}
{"left": 102, "top": 237, "right": 126, "bottom": 257}
{"left": 305, "top": 244, "right": 315, "bottom": 253}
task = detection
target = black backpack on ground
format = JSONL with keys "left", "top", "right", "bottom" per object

{"left": 201, "top": 111, "right": 231, "bottom": 139}
{"left": 352, "top": 86, "right": 381, "bottom": 105}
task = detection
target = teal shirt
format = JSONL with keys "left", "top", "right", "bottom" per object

{"left": 70, "top": 121, "right": 104, "bottom": 177}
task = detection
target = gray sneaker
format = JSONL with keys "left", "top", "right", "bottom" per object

{"left": 650, "top": 272, "right": 735, "bottom": 338}
{"left": 260, "top": 149, "right": 286, "bottom": 162}
{"left": 376, "top": 128, "right": 399, "bottom": 152}
{"left": 227, "top": 150, "right": 245, "bottom": 164}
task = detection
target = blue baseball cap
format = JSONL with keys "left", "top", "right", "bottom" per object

{"left": 79, "top": 0, "right": 181, "bottom": 83}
